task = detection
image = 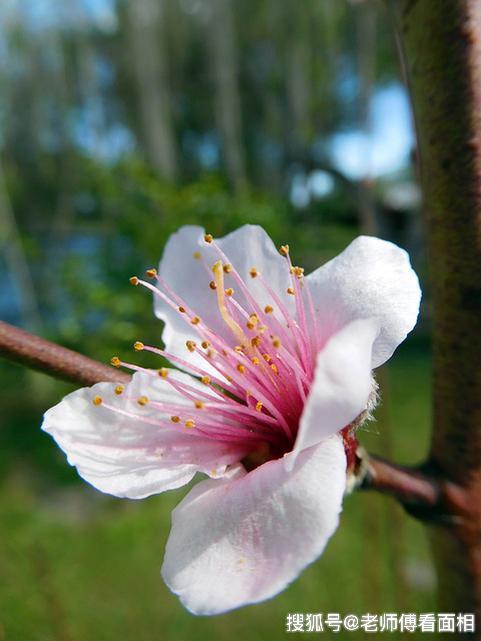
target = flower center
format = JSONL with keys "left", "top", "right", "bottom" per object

{"left": 97, "top": 235, "right": 326, "bottom": 460}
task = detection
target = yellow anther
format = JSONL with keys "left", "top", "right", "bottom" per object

{"left": 186, "top": 340, "right": 197, "bottom": 353}
{"left": 290, "top": 266, "right": 304, "bottom": 279}
{"left": 134, "top": 341, "right": 144, "bottom": 351}
{"left": 190, "top": 316, "right": 201, "bottom": 325}
{"left": 287, "top": 287, "right": 295, "bottom": 295}
{"left": 129, "top": 276, "right": 139, "bottom": 285}
{"left": 145, "top": 268, "right": 157, "bottom": 278}
{"left": 234, "top": 345, "right": 244, "bottom": 353}
{"left": 178, "top": 306, "right": 186, "bottom": 313}
{"left": 249, "top": 267, "right": 258, "bottom": 278}
{"left": 194, "top": 400, "right": 205, "bottom": 409}
{"left": 193, "top": 251, "right": 201, "bottom": 260}
{"left": 137, "top": 395, "right": 149, "bottom": 406}
{"left": 204, "top": 234, "right": 213, "bottom": 244}
{"left": 223, "top": 263, "right": 232, "bottom": 273}
{"left": 209, "top": 280, "right": 217, "bottom": 290}
{"left": 255, "top": 401, "right": 263, "bottom": 412}
{"left": 158, "top": 368, "right": 168, "bottom": 378}
{"left": 185, "top": 419, "right": 196, "bottom": 428}
{"left": 279, "top": 244, "right": 289, "bottom": 256}
{"left": 114, "top": 385, "right": 124, "bottom": 395}
{"left": 110, "top": 356, "right": 121, "bottom": 367}
{"left": 225, "top": 287, "right": 234, "bottom": 296}
{"left": 236, "top": 364, "right": 246, "bottom": 374}
{"left": 170, "top": 415, "right": 180, "bottom": 423}
{"left": 201, "top": 376, "right": 211, "bottom": 385}
{"left": 207, "top": 349, "right": 215, "bottom": 358}
{"left": 272, "top": 337, "right": 282, "bottom": 349}
{"left": 271, "top": 364, "right": 278, "bottom": 374}
{"left": 263, "top": 353, "right": 271, "bottom": 362}
{"left": 201, "top": 341, "right": 210, "bottom": 349}
{"left": 92, "top": 395, "right": 103, "bottom": 406}
{"left": 258, "top": 325, "right": 267, "bottom": 333}
{"left": 249, "top": 313, "right": 259, "bottom": 324}
{"left": 226, "top": 375, "right": 233, "bottom": 382}
{"left": 246, "top": 320, "right": 255, "bottom": 330}
{"left": 251, "top": 357, "right": 260, "bottom": 365}
{"left": 251, "top": 336, "right": 261, "bottom": 347}
{"left": 264, "top": 305, "right": 274, "bottom": 314}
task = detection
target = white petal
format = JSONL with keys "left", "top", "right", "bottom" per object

{"left": 161, "top": 436, "right": 346, "bottom": 615}
{"left": 306, "top": 235, "right": 421, "bottom": 368}
{"left": 292, "top": 319, "right": 379, "bottom": 461}
{"left": 42, "top": 371, "right": 247, "bottom": 499}
{"left": 155, "top": 225, "right": 293, "bottom": 371}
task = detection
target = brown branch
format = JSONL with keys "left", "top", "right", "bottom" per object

{"left": 0, "top": 319, "right": 460, "bottom": 520}
{"left": 0, "top": 320, "right": 129, "bottom": 386}
{"left": 360, "top": 454, "right": 439, "bottom": 509}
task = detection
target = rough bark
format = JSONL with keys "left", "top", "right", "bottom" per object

{"left": 393, "top": 0, "right": 481, "bottom": 627}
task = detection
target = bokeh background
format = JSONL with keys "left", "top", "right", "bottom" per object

{"left": 0, "top": 1, "right": 434, "bottom": 639}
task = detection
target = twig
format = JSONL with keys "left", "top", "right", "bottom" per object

{"left": 0, "top": 319, "right": 451, "bottom": 516}
{"left": 0, "top": 320, "right": 129, "bottom": 387}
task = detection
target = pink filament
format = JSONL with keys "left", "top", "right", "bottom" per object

{"left": 108, "top": 238, "right": 323, "bottom": 455}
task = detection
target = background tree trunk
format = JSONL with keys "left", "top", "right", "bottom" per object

{"left": 208, "top": 0, "right": 247, "bottom": 191}
{"left": 393, "top": 0, "right": 481, "bottom": 626}
{"left": 126, "top": 0, "right": 178, "bottom": 181}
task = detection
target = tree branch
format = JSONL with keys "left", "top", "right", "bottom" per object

{"left": 0, "top": 320, "right": 129, "bottom": 386}
{"left": 0, "top": 319, "right": 459, "bottom": 520}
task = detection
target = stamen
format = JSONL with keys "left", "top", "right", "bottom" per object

{"left": 134, "top": 341, "right": 144, "bottom": 351}
{"left": 212, "top": 261, "right": 248, "bottom": 346}
{"left": 287, "top": 287, "right": 295, "bottom": 296}
{"left": 185, "top": 419, "right": 196, "bottom": 428}
{"left": 92, "top": 395, "right": 103, "bottom": 406}
{"left": 201, "top": 376, "right": 211, "bottom": 385}
{"left": 111, "top": 356, "right": 121, "bottom": 367}
{"left": 171, "top": 415, "right": 180, "bottom": 423}
{"left": 204, "top": 234, "right": 213, "bottom": 243}
{"left": 137, "top": 396, "right": 149, "bottom": 406}
{"left": 129, "top": 276, "right": 139, "bottom": 285}
{"left": 249, "top": 267, "right": 258, "bottom": 278}
{"left": 158, "top": 368, "right": 169, "bottom": 378}
{"left": 194, "top": 400, "right": 205, "bottom": 409}
{"left": 255, "top": 401, "right": 263, "bottom": 412}
{"left": 146, "top": 268, "right": 157, "bottom": 278}
{"left": 186, "top": 341, "right": 197, "bottom": 352}
{"left": 209, "top": 281, "right": 217, "bottom": 290}
{"left": 114, "top": 385, "right": 124, "bottom": 395}
{"left": 223, "top": 263, "right": 232, "bottom": 273}
{"left": 191, "top": 316, "right": 201, "bottom": 325}
{"left": 264, "top": 305, "right": 274, "bottom": 314}
{"left": 279, "top": 244, "right": 289, "bottom": 256}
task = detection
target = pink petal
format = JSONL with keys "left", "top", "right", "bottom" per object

{"left": 291, "top": 318, "right": 379, "bottom": 460}
{"left": 161, "top": 436, "right": 346, "bottom": 615}
{"left": 42, "top": 371, "right": 247, "bottom": 499}
{"left": 306, "top": 235, "right": 421, "bottom": 368}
